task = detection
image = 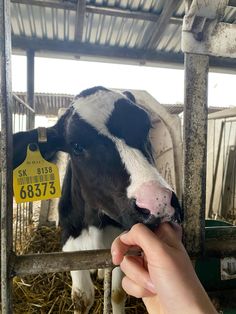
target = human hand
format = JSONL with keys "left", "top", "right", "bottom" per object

{"left": 111, "top": 223, "right": 217, "bottom": 314}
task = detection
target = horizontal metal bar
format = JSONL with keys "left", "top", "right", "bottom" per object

{"left": 205, "top": 227, "right": 236, "bottom": 258}
{"left": 12, "top": 35, "right": 236, "bottom": 72}
{"left": 229, "top": 0, "right": 236, "bottom": 7}
{"left": 208, "top": 107, "right": 236, "bottom": 120}
{"left": 13, "top": 249, "right": 114, "bottom": 276}
{"left": 12, "top": 228, "right": 236, "bottom": 277}
{"left": 13, "top": 94, "right": 35, "bottom": 113}
{"left": 182, "top": 22, "right": 236, "bottom": 59}
{"left": 205, "top": 226, "right": 236, "bottom": 239}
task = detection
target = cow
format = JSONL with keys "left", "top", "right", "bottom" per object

{"left": 13, "top": 86, "right": 182, "bottom": 314}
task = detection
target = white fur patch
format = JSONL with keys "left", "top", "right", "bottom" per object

{"left": 72, "top": 89, "right": 171, "bottom": 199}
{"left": 62, "top": 225, "right": 122, "bottom": 252}
{"left": 114, "top": 138, "right": 172, "bottom": 198}
{"left": 73, "top": 89, "right": 121, "bottom": 135}
{"left": 63, "top": 225, "right": 124, "bottom": 314}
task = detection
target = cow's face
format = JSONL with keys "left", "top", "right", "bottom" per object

{"left": 62, "top": 87, "right": 182, "bottom": 229}
{"left": 13, "top": 86, "right": 182, "bottom": 230}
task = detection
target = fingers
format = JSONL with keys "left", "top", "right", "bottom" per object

{"left": 111, "top": 222, "right": 183, "bottom": 266}
{"left": 120, "top": 256, "right": 156, "bottom": 294}
{"left": 111, "top": 234, "right": 131, "bottom": 265}
{"left": 122, "top": 276, "right": 155, "bottom": 298}
{"left": 119, "top": 224, "right": 163, "bottom": 258}
{"left": 153, "top": 222, "right": 183, "bottom": 249}
{"left": 169, "top": 222, "right": 183, "bottom": 240}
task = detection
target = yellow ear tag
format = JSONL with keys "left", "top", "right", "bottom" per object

{"left": 13, "top": 144, "right": 61, "bottom": 203}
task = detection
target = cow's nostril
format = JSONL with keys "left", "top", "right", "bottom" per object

{"left": 134, "top": 204, "right": 151, "bottom": 218}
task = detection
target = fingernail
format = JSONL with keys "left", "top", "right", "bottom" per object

{"left": 146, "top": 281, "right": 157, "bottom": 294}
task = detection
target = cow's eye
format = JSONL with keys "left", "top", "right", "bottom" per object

{"left": 72, "top": 143, "right": 85, "bottom": 156}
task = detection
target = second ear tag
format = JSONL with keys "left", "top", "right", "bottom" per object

{"left": 13, "top": 144, "right": 61, "bottom": 203}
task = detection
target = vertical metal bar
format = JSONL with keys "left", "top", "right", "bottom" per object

{"left": 26, "top": 51, "right": 35, "bottom": 230}
{"left": 0, "top": 0, "right": 13, "bottom": 311}
{"left": 27, "top": 49, "right": 35, "bottom": 129}
{"left": 183, "top": 53, "right": 209, "bottom": 256}
{"left": 103, "top": 268, "right": 112, "bottom": 314}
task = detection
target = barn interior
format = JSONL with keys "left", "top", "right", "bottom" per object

{"left": 1, "top": 0, "right": 236, "bottom": 313}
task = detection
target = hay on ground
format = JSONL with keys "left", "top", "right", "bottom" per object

{"left": 13, "top": 226, "right": 147, "bottom": 313}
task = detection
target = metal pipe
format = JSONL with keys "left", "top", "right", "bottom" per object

{"left": 183, "top": 53, "right": 209, "bottom": 256}
{"left": 27, "top": 49, "right": 35, "bottom": 129}
{"left": 13, "top": 93, "right": 35, "bottom": 113}
{"left": 0, "top": 0, "right": 14, "bottom": 312}
{"left": 103, "top": 268, "right": 113, "bottom": 314}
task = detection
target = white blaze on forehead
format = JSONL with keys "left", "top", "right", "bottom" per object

{"left": 73, "top": 89, "right": 122, "bottom": 134}
{"left": 114, "top": 138, "right": 172, "bottom": 198}
{"left": 72, "top": 88, "right": 171, "bottom": 197}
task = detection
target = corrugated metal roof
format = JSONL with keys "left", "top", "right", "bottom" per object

{"left": 15, "top": 92, "right": 228, "bottom": 116}
{"left": 10, "top": 0, "right": 236, "bottom": 70}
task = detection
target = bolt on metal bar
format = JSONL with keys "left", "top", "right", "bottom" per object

{"left": 0, "top": 0, "right": 14, "bottom": 312}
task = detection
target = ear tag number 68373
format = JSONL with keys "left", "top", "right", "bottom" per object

{"left": 13, "top": 143, "right": 61, "bottom": 203}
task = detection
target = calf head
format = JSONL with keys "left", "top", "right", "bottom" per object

{"left": 13, "top": 86, "right": 183, "bottom": 229}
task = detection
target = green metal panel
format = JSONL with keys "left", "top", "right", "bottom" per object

{"left": 195, "top": 219, "right": 236, "bottom": 312}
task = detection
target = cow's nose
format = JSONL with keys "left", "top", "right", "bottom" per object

{"left": 134, "top": 181, "right": 175, "bottom": 219}
{"left": 131, "top": 198, "right": 151, "bottom": 219}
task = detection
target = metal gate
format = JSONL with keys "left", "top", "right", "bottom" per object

{"left": 206, "top": 110, "right": 236, "bottom": 222}
{"left": 1, "top": 0, "right": 236, "bottom": 313}
{"left": 12, "top": 94, "right": 35, "bottom": 253}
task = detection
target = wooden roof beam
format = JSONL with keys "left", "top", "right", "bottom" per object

{"left": 74, "top": 0, "right": 86, "bottom": 42}
{"left": 146, "top": 0, "right": 182, "bottom": 50}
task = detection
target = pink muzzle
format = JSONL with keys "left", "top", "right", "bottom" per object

{"left": 134, "top": 181, "right": 175, "bottom": 221}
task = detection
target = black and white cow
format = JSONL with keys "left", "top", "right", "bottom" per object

{"left": 13, "top": 86, "right": 182, "bottom": 314}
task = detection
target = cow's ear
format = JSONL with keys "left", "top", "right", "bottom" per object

{"left": 13, "top": 109, "right": 70, "bottom": 169}
{"left": 123, "top": 91, "right": 136, "bottom": 103}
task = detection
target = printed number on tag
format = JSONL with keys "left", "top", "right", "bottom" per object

{"left": 13, "top": 144, "right": 61, "bottom": 203}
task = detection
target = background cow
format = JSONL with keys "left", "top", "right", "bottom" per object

{"left": 13, "top": 86, "right": 182, "bottom": 314}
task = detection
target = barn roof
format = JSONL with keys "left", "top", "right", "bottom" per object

{"left": 15, "top": 92, "right": 228, "bottom": 116}
{"left": 11, "top": 0, "right": 236, "bottom": 72}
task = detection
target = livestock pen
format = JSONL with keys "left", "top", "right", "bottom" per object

{"left": 1, "top": 0, "right": 236, "bottom": 313}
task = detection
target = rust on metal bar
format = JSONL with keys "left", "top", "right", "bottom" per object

{"left": 13, "top": 249, "right": 114, "bottom": 276}
{"left": 103, "top": 268, "right": 113, "bottom": 314}
{"left": 183, "top": 53, "right": 209, "bottom": 256}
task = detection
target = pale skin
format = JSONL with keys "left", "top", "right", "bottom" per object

{"left": 111, "top": 223, "right": 217, "bottom": 314}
